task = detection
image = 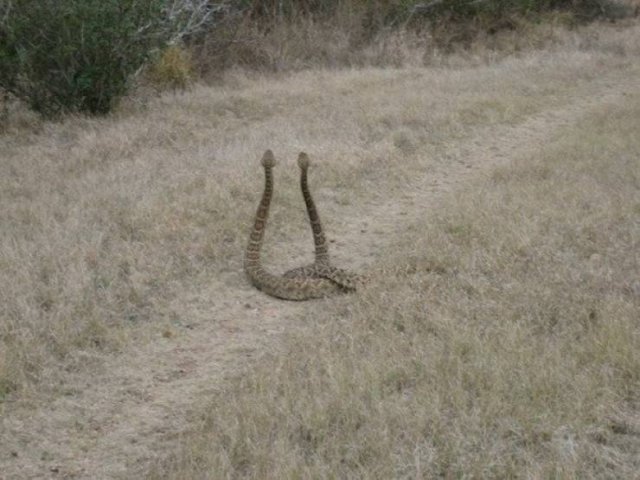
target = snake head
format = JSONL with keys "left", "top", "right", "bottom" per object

{"left": 297, "top": 152, "right": 310, "bottom": 170}
{"left": 261, "top": 150, "right": 276, "bottom": 168}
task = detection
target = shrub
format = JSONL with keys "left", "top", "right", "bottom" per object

{"left": 147, "top": 44, "right": 194, "bottom": 90}
{"left": 0, "top": 0, "right": 166, "bottom": 117}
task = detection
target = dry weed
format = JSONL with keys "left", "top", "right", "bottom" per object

{"left": 146, "top": 44, "right": 194, "bottom": 91}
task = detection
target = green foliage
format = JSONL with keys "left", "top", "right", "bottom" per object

{"left": 0, "top": 0, "right": 166, "bottom": 117}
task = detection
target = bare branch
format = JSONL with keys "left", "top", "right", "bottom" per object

{"left": 162, "top": 1, "right": 232, "bottom": 44}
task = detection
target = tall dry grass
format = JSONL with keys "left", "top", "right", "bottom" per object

{"left": 188, "top": 0, "right": 639, "bottom": 76}
{"left": 2, "top": 24, "right": 626, "bottom": 402}
{"left": 0, "top": 18, "right": 639, "bottom": 476}
{"left": 148, "top": 83, "right": 640, "bottom": 478}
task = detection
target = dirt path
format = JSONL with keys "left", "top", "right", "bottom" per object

{"left": 1, "top": 61, "right": 638, "bottom": 479}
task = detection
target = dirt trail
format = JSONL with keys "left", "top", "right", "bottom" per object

{"left": 1, "top": 65, "right": 637, "bottom": 479}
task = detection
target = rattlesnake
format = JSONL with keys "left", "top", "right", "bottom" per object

{"left": 244, "top": 150, "right": 360, "bottom": 300}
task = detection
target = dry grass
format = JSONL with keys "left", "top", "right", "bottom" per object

{"left": 191, "top": 1, "right": 639, "bottom": 75}
{"left": 0, "top": 18, "right": 639, "bottom": 478}
{"left": 148, "top": 83, "right": 640, "bottom": 478}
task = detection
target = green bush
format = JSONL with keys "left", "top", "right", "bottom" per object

{"left": 0, "top": 0, "right": 166, "bottom": 117}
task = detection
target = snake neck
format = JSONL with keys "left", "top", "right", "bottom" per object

{"left": 245, "top": 165, "right": 273, "bottom": 273}
{"left": 300, "top": 166, "right": 330, "bottom": 266}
